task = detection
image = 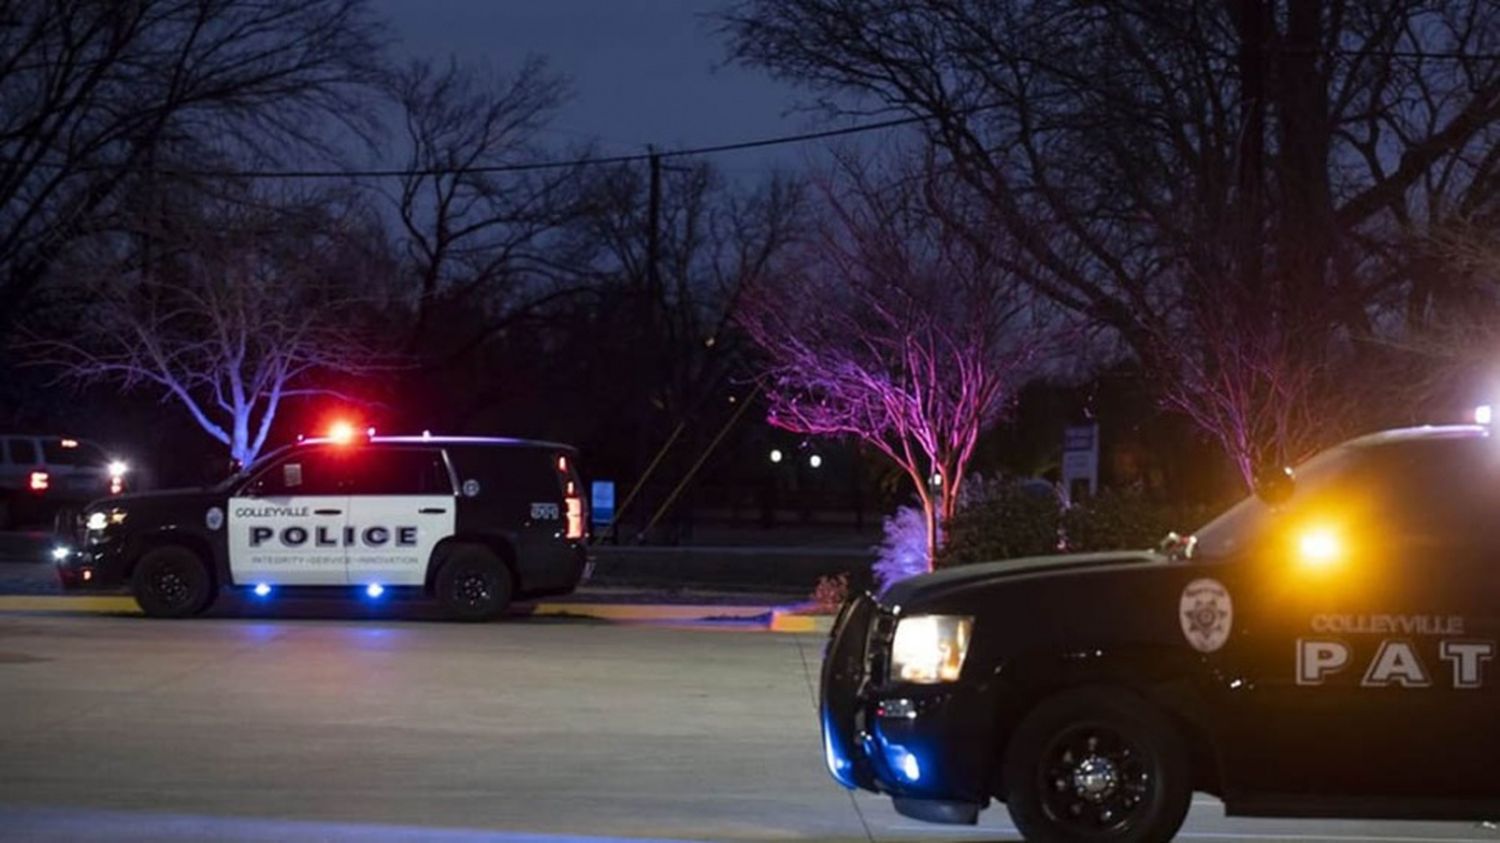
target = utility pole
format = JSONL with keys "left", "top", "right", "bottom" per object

{"left": 646, "top": 147, "right": 662, "bottom": 304}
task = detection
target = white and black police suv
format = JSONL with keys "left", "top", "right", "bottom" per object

{"left": 56, "top": 434, "right": 589, "bottom": 621}
{"left": 823, "top": 422, "right": 1500, "bottom": 841}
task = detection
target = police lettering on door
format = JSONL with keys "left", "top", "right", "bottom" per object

{"left": 1297, "top": 613, "right": 1496, "bottom": 689}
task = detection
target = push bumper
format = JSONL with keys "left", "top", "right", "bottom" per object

{"left": 819, "top": 593, "right": 993, "bottom": 824}
{"left": 54, "top": 541, "right": 128, "bottom": 592}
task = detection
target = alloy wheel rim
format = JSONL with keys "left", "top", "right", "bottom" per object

{"left": 1038, "top": 722, "right": 1151, "bottom": 835}
{"left": 153, "top": 567, "right": 191, "bottom": 606}
{"left": 455, "top": 570, "right": 493, "bottom": 607}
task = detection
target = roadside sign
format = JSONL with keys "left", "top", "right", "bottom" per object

{"left": 1062, "top": 423, "right": 1099, "bottom": 502}
{"left": 591, "top": 480, "right": 615, "bottom": 527}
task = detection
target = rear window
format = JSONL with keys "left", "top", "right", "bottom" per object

{"left": 41, "top": 440, "right": 107, "bottom": 466}
{"left": 6, "top": 439, "right": 37, "bottom": 465}
{"left": 449, "top": 446, "right": 564, "bottom": 508}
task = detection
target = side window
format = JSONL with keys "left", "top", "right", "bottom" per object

{"left": 1358, "top": 441, "right": 1500, "bottom": 556}
{"left": 249, "top": 450, "right": 347, "bottom": 496}
{"left": 346, "top": 449, "right": 452, "bottom": 496}
{"left": 7, "top": 439, "right": 38, "bottom": 465}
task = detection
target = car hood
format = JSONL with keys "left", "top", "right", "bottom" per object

{"left": 881, "top": 550, "right": 1163, "bottom": 607}
{"left": 87, "top": 486, "right": 221, "bottom": 511}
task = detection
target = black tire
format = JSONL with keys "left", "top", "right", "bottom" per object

{"left": 435, "top": 545, "right": 512, "bottom": 622}
{"left": 131, "top": 546, "right": 215, "bottom": 619}
{"left": 1002, "top": 686, "right": 1191, "bottom": 843}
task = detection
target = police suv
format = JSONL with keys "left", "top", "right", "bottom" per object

{"left": 57, "top": 435, "right": 589, "bottom": 621}
{"left": 823, "top": 424, "right": 1500, "bottom": 841}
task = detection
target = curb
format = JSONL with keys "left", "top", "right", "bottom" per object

{"left": 0, "top": 594, "right": 834, "bottom": 633}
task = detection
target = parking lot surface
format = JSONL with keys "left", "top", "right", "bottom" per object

{"left": 1, "top": 603, "right": 1498, "bottom": 842}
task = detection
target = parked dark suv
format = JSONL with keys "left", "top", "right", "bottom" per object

{"left": 823, "top": 424, "right": 1500, "bottom": 840}
{"left": 0, "top": 434, "right": 131, "bottom": 529}
{"left": 56, "top": 434, "right": 589, "bottom": 620}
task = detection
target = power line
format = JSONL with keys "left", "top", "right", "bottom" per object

{"left": 59, "top": 113, "right": 934, "bottom": 182}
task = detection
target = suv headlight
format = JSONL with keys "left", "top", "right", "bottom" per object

{"left": 890, "top": 614, "right": 973, "bottom": 684}
{"left": 85, "top": 509, "right": 126, "bottom": 531}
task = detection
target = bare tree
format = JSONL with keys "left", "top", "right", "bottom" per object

{"left": 724, "top": 0, "right": 1500, "bottom": 484}
{"left": 31, "top": 196, "right": 388, "bottom": 466}
{"left": 739, "top": 160, "right": 1046, "bottom": 567}
{"left": 389, "top": 57, "right": 592, "bottom": 361}
{"left": 0, "top": 0, "right": 385, "bottom": 327}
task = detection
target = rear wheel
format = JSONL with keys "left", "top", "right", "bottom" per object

{"left": 131, "top": 546, "right": 215, "bottom": 618}
{"left": 1002, "top": 686, "right": 1191, "bottom": 843}
{"left": 436, "top": 545, "right": 511, "bottom": 622}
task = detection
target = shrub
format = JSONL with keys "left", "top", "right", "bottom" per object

{"left": 938, "top": 478, "right": 1062, "bottom": 568}
{"left": 937, "top": 477, "right": 1212, "bottom": 566}
{"left": 872, "top": 504, "right": 930, "bottom": 593}
{"left": 1062, "top": 491, "right": 1211, "bottom": 553}
{"left": 810, "top": 573, "right": 850, "bottom": 613}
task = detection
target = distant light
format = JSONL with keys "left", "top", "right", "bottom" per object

{"left": 253, "top": 583, "right": 272, "bottom": 597}
{"left": 422, "top": 429, "right": 432, "bottom": 439}
{"left": 365, "top": 583, "right": 384, "bottom": 598}
{"left": 366, "top": 426, "right": 376, "bottom": 438}
{"left": 29, "top": 471, "right": 49, "bottom": 492}
{"left": 769, "top": 448, "right": 783, "bottom": 464}
{"left": 81, "top": 569, "right": 93, "bottom": 582}
{"left": 1298, "top": 528, "right": 1343, "bottom": 567}
{"left": 107, "top": 460, "right": 128, "bottom": 479}
{"left": 728, "top": 394, "right": 737, "bottom": 404}
{"left": 59, "top": 438, "right": 79, "bottom": 449}
{"left": 51, "top": 546, "right": 69, "bottom": 562}
{"left": 86, "top": 512, "right": 108, "bottom": 531}
{"left": 557, "top": 454, "right": 569, "bottom": 473}
{"left": 1477, "top": 404, "right": 1493, "bottom": 425}
{"left": 808, "top": 454, "right": 823, "bottom": 469}
{"left": 327, "top": 421, "right": 356, "bottom": 444}
{"left": 930, "top": 473, "right": 942, "bottom": 486}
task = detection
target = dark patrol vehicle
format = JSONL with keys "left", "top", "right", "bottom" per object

{"left": 823, "top": 424, "right": 1500, "bottom": 841}
{"left": 56, "top": 434, "right": 589, "bottom": 621}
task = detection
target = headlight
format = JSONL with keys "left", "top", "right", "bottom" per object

{"left": 86, "top": 509, "right": 126, "bottom": 531}
{"left": 890, "top": 614, "right": 973, "bottom": 684}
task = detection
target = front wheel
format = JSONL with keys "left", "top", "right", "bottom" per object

{"left": 1002, "top": 686, "right": 1191, "bottom": 842}
{"left": 436, "top": 545, "right": 512, "bottom": 622}
{"left": 131, "top": 546, "right": 216, "bottom": 618}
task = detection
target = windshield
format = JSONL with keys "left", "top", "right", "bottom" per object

{"left": 1189, "top": 445, "right": 1361, "bottom": 560}
{"left": 42, "top": 439, "right": 107, "bottom": 466}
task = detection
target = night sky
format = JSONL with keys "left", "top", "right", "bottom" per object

{"left": 372, "top": 0, "right": 816, "bottom": 175}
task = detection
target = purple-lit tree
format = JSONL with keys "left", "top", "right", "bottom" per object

{"left": 739, "top": 160, "right": 1046, "bottom": 568}
{"left": 32, "top": 196, "right": 389, "bottom": 467}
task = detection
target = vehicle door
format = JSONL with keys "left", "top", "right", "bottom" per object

{"left": 1220, "top": 437, "right": 1500, "bottom": 803}
{"left": 227, "top": 448, "right": 352, "bottom": 586}
{"left": 343, "top": 448, "right": 455, "bottom": 587}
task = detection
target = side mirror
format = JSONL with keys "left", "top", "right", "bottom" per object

{"left": 1254, "top": 465, "right": 1295, "bottom": 505}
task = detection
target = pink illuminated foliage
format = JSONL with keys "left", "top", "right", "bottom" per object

{"left": 739, "top": 160, "right": 1050, "bottom": 570}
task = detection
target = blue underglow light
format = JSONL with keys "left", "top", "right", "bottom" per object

{"left": 253, "top": 583, "right": 271, "bottom": 597}
{"left": 885, "top": 743, "right": 922, "bottom": 783}
{"left": 365, "top": 583, "right": 384, "bottom": 599}
{"left": 821, "top": 710, "right": 855, "bottom": 788}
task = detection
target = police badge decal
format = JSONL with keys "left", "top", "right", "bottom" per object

{"left": 1180, "top": 578, "right": 1232, "bottom": 653}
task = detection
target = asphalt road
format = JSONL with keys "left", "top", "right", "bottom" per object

{"left": 1, "top": 607, "right": 1499, "bottom": 843}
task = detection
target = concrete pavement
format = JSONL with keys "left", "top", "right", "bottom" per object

{"left": 1, "top": 612, "right": 1498, "bottom": 842}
